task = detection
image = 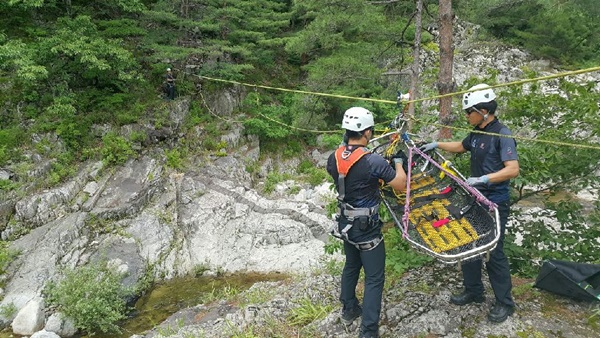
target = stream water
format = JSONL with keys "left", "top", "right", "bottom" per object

{"left": 89, "top": 272, "right": 287, "bottom": 338}
{"left": 0, "top": 272, "right": 287, "bottom": 338}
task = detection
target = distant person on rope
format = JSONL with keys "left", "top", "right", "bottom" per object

{"left": 420, "top": 83, "right": 519, "bottom": 323}
{"left": 165, "top": 67, "right": 176, "bottom": 100}
{"left": 326, "top": 107, "right": 407, "bottom": 338}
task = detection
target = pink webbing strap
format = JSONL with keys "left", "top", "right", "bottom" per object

{"left": 411, "top": 146, "right": 498, "bottom": 210}
{"left": 401, "top": 147, "right": 414, "bottom": 238}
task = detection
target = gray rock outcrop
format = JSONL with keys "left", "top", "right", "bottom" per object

{"left": 44, "top": 312, "right": 77, "bottom": 337}
{"left": 11, "top": 298, "right": 45, "bottom": 335}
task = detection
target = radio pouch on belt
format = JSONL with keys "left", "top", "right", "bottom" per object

{"left": 355, "top": 215, "right": 371, "bottom": 231}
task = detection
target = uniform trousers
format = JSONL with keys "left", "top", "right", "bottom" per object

{"left": 461, "top": 200, "right": 515, "bottom": 307}
{"left": 340, "top": 239, "right": 385, "bottom": 335}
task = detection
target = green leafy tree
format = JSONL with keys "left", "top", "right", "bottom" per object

{"left": 0, "top": 3, "right": 143, "bottom": 161}
{"left": 38, "top": 16, "right": 140, "bottom": 89}
{"left": 283, "top": 0, "right": 420, "bottom": 131}
{"left": 142, "top": 0, "right": 292, "bottom": 80}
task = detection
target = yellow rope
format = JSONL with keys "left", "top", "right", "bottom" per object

{"left": 256, "top": 112, "right": 342, "bottom": 134}
{"left": 408, "top": 116, "right": 600, "bottom": 150}
{"left": 196, "top": 75, "right": 394, "bottom": 104}
{"left": 193, "top": 66, "right": 600, "bottom": 150}
{"left": 407, "top": 65, "right": 600, "bottom": 104}
{"left": 199, "top": 91, "right": 245, "bottom": 124}
{"left": 197, "top": 66, "right": 600, "bottom": 105}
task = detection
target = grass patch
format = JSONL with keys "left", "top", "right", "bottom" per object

{"left": 236, "top": 285, "right": 277, "bottom": 308}
{"left": 286, "top": 297, "right": 333, "bottom": 327}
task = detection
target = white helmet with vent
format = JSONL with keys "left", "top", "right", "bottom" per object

{"left": 462, "top": 84, "right": 496, "bottom": 109}
{"left": 342, "top": 107, "right": 375, "bottom": 131}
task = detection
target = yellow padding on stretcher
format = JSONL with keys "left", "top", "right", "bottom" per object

{"left": 408, "top": 191, "right": 479, "bottom": 253}
{"left": 410, "top": 174, "right": 435, "bottom": 190}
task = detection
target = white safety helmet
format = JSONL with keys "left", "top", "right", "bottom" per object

{"left": 462, "top": 84, "right": 496, "bottom": 109}
{"left": 167, "top": 68, "right": 171, "bottom": 71}
{"left": 342, "top": 107, "right": 375, "bottom": 131}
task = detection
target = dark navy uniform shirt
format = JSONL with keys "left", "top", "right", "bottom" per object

{"left": 327, "top": 146, "right": 396, "bottom": 209}
{"left": 462, "top": 119, "right": 518, "bottom": 203}
{"left": 327, "top": 146, "right": 397, "bottom": 242}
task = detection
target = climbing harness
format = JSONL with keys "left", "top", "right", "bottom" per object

{"left": 331, "top": 146, "right": 383, "bottom": 251}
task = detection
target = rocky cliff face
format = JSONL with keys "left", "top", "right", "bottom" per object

{"left": 0, "top": 88, "right": 341, "bottom": 334}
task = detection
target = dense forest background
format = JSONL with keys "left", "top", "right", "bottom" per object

{"left": 1, "top": 0, "right": 599, "bottom": 275}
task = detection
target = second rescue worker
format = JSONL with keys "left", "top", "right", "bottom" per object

{"left": 327, "top": 107, "right": 406, "bottom": 338}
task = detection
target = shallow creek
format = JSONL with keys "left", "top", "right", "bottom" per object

{"left": 86, "top": 272, "right": 287, "bottom": 338}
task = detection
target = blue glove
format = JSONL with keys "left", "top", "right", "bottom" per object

{"left": 393, "top": 157, "right": 404, "bottom": 166}
{"left": 466, "top": 175, "right": 489, "bottom": 186}
{"left": 419, "top": 141, "right": 438, "bottom": 152}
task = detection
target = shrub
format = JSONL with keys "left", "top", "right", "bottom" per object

{"left": 0, "top": 128, "right": 25, "bottom": 164}
{"left": 165, "top": 148, "right": 183, "bottom": 169}
{"left": 0, "top": 241, "right": 19, "bottom": 276}
{"left": 263, "top": 172, "right": 291, "bottom": 194}
{"left": 297, "top": 160, "right": 329, "bottom": 186}
{"left": 0, "top": 303, "right": 17, "bottom": 319}
{"left": 324, "top": 236, "right": 343, "bottom": 255}
{"left": 129, "top": 130, "right": 147, "bottom": 144}
{"left": 44, "top": 261, "right": 132, "bottom": 335}
{"left": 101, "top": 132, "right": 136, "bottom": 165}
{"left": 281, "top": 139, "right": 303, "bottom": 158}
{"left": 319, "top": 134, "right": 343, "bottom": 150}
{"left": 47, "top": 152, "right": 77, "bottom": 185}
{"left": 304, "top": 167, "right": 329, "bottom": 186}
{"left": 297, "top": 160, "right": 314, "bottom": 174}
{"left": 0, "top": 146, "right": 7, "bottom": 165}
{"left": 505, "top": 200, "right": 600, "bottom": 277}
{"left": 384, "top": 227, "right": 433, "bottom": 278}
{"left": 0, "top": 179, "right": 19, "bottom": 192}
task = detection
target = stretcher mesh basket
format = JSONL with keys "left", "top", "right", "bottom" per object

{"left": 380, "top": 146, "right": 501, "bottom": 264}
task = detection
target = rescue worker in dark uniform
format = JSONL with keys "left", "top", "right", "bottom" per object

{"left": 326, "top": 107, "right": 407, "bottom": 338}
{"left": 420, "top": 84, "right": 519, "bottom": 323}
{"left": 165, "top": 68, "right": 175, "bottom": 100}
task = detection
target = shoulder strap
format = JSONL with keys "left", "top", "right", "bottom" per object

{"left": 334, "top": 146, "right": 370, "bottom": 201}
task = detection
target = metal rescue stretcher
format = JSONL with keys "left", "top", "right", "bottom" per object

{"left": 370, "top": 95, "right": 501, "bottom": 264}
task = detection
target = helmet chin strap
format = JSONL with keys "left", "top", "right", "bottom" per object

{"left": 474, "top": 108, "right": 489, "bottom": 127}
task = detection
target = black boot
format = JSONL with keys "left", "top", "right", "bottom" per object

{"left": 359, "top": 331, "right": 379, "bottom": 338}
{"left": 341, "top": 305, "right": 362, "bottom": 325}
{"left": 488, "top": 302, "right": 514, "bottom": 323}
{"left": 450, "top": 290, "right": 485, "bottom": 305}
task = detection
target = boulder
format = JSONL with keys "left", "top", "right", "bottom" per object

{"left": 11, "top": 298, "right": 45, "bottom": 335}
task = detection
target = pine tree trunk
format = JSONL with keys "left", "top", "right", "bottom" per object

{"left": 437, "top": 0, "right": 455, "bottom": 140}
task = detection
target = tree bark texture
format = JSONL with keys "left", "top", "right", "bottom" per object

{"left": 437, "top": 0, "right": 455, "bottom": 140}
{"left": 408, "top": 0, "right": 423, "bottom": 132}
